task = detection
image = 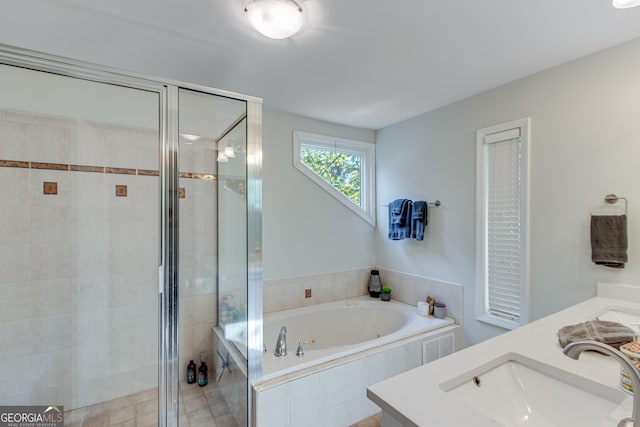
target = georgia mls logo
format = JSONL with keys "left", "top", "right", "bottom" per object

{"left": 0, "top": 405, "right": 64, "bottom": 427}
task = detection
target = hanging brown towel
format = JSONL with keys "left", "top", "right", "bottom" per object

{"left": 591, "top": 214, "right": 628, "bottom": 268}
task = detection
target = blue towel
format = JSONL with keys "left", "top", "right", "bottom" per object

{"left": 411, "top": 201, "right": 428, "bottom": 240}
{"left": 388, "top": 199, "right": 412, "bottom": 240}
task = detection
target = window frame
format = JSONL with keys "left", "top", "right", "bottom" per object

{"left": 475, "top": 117, "right": 531, "bottom": 330}
{"left": 293, "top": 130, "right": 376, "bottom": 226}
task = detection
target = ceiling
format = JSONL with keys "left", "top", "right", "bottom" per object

{"left": 1, "top": 0, "right": 640, "bottom": 130}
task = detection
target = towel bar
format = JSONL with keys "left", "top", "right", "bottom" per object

{"left": 382, "top": 200, "right": 441, "bottom": 207}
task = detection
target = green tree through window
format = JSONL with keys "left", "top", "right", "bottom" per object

{"left": 300, "top": 146, "right": 361, "bottom": 205}
{"left": 293, "top": 131, "right": 376, "bottom": 226}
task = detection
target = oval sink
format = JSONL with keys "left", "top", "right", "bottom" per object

{"left": 440, "top": 353, "right": 627, "bottom": 427}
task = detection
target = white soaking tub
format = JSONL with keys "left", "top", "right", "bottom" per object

{"left": 254, "top": 296, "right": 458, "bottom": 426}
{"left": 262, "top": 296, "right": 453, "bottom": 380}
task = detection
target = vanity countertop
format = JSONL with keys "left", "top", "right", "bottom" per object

{"left": 367, "top": 283, "right": 640, "bottom": 427}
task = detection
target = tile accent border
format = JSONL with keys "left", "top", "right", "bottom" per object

{"left": 0, "top": 160, "right": 29, "bottom": 168}
{"left": 0, "top": 158, "right": 216, "bottom": 180}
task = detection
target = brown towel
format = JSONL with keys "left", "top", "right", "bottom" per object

{"left": 558, "top": 320, "right": 636, "bottom": 348}
{"left": 591, "top": 214, "right": 627, "bottom": 269}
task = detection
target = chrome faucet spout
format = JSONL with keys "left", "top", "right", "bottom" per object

{"left": 274, "top": 326, "right": 288, "bottom": 357}
{"left": 563, "top": 340, "right": 640, "bottom": 427}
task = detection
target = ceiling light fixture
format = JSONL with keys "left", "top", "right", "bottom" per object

{"left": 217, "top": 151, "right": 229, "bottom": 163}
{"left": 244, "top": 0, "right": 305, "bottom": 40}
{"left": 612, "top": 0, "right": 640, "bottom": 8}
{"left": 180, "top": 133, "right": 201, "bottom": 141}
{"left": 224, "top": 145, "right": 236, "bottom": 158}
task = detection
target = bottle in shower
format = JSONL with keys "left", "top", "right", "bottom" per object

{"left": 187, "top": 360, "right": 196, "bottom": 384}
{"left": 198, "top": 352, "right": 208, "bottom": 387}
{"left": 198, "top": 362, "right": 208, "bottom": 387}
{"left": 368, "top": 269, "right": 382, "bottom": 298}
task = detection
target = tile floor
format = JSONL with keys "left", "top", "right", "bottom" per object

{"left": 63, "top": 383, "right": 380, "bottom": 427}
{"left": 63, "top": 380, "right": 241, "bottom": 427}
{"left": 350, "top": 412, "right": 382, "bottom": 427}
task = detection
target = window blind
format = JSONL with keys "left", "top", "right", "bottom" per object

{"left": 485, "top": 131, "right": 522, "bottom": 322}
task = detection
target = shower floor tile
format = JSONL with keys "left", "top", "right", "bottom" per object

{"left": 65, "top": 380, "right": 239, "bottom": 426}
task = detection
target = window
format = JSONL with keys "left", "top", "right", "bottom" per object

{"left": 476, "top": 118, "right": 530, "bottom": 330}
{"left": 293, "top": 131, "right": 376, "bottom": 226}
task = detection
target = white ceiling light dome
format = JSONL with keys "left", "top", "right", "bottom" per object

{"left": 244, "top": 0, "right": 305, "bottom": 39}
{"left": 612, "top": 0, "right": 640, "bottom": 8}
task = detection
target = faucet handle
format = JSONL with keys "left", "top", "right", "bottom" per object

{"left": 296, "top": 341, "right": 309, "bottom": 357}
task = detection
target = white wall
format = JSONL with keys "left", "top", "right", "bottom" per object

{"left": 375, "top": 37, "right": 640, "bottom": 345}
{"left": 262, "top": 110, "right": 376, "bottom": 280}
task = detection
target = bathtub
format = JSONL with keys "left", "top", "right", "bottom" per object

{"left": 262, "top": 296, "right": 454, "bottom": 381}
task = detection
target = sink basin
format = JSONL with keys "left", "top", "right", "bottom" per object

{"left": 593, "top": 306, "right": 640, "bottom": 332}
{"left": 440, "top": 353, "right": 627, "bottom": 427}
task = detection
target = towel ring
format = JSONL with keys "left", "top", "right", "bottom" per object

{"left": 604, "top": 193, "right": 628, "bottom": 216}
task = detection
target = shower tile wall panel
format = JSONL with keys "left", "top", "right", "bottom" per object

{"left": 178, "top": 139, "right": 218, "bottom": 381}
{"left": 0, "top": 109, "right": 160, "bottom": 409}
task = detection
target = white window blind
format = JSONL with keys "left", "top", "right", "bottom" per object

{"left": 476, "top": 117, "right": 530, "bottom": 330}
{"left": 485, "top": 131, "right": 522, "bottom": 322}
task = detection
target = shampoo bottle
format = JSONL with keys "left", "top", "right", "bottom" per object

{"left": 187, "top": 360, "right": 196, "bottom": 384}
{"left": 198, "top": 361, "right": 208, "bottom": 387}
{"left": 198, "top": 352, "right": 208, "bottom": 387}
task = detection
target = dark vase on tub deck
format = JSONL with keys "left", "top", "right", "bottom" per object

{"left": 369, "top": 269, "right": 381, "bottom": 297}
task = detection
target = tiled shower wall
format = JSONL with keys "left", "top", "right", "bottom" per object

{"left": 263, "top": 268, "right": 462, "bottom": 324}
{"left": 0, "top": 109, "right": 217, "bottom": 409}
{"left": 178, "top": 137, "right": 218, "bottom": 381}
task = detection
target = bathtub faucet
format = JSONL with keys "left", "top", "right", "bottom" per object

{"left": 274, "top": 326, "right": 288, "bottom": 357}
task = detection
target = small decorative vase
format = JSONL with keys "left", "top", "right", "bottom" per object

{"left": 381, "top": 292, "right": 391, "bottom": 301}
{"left": 368, "top": 270, "right": 382, "bottom": 298}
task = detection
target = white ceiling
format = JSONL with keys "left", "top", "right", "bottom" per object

{"left": 1, "top": 0, "right": 640, "bottom": 130}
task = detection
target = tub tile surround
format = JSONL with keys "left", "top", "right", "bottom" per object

{"left": 377, "top": 269, "right": 463, "bottom": 325}
{"left": 262, "top": 268, "right": 371, "bottom": 313}
{"left": 254, "top": 328, "right": 458, "bottom": 427}
{"left": 263, "top": 268, "right": 463, "bottom": 326}
{"left": 0, "top": 108, "right": 217, "bottom": 410}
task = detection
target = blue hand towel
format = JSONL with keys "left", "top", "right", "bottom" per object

{"left": 388, "top": 199, "right": 412, "bottom": 240}
{"left": 411, "top": 201, "right": 428, "bottom": 241}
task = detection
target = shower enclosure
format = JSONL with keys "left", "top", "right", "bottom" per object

{"left": 0, "top": 45, "right": 262, "bottom": 426}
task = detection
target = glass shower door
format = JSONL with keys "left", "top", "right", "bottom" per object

{"left": 0, "top": 62, "right": 161, "bottom": 424}
{"left": 177, "top": 88, "right": 249, "bottom": 426}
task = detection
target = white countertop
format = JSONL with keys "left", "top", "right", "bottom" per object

{"left": 367, "top": 284, "right": 640, "bottom": 427}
